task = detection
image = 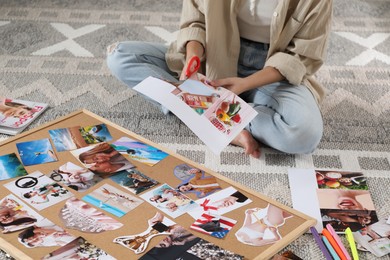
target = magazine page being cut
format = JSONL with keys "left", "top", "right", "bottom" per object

{"left": 133, "top": 76, "right": 257, "bottom": 154}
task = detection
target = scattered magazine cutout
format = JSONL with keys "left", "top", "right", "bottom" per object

{"left": 0, "top": 153, "right": 27, "bottom": 181}
{"left": 49, "top": 126, "right": 88, "bottom": 152}
{"left": 112, "top": 136, "right": 169, "bottom": 166}
{"left": 41, "top": 236, "right": 116, "bottom": 260}
{"left": 17, "top": 218, "right": 75, "bottom": 248}
{"left": 235, "top": 203, "right": 293, "bottom": 247}
{"left": 16, "top": 138, "right": 58, "bottom": 166}
{"left": 59, "top": 197, "right": 123, "bottom": 233}
{"left": 0, "top": 194, "right": 44, "bottom": 233}
{"left": 4, "top": 171, "right": 72, "bottom": 211}
{"left": 82, "top": 183, "right": 143, "bottom": 217}
{"left": 110, "top": 169, "right": 159, "bottom": 195}
{"left": 113, "top": 212, "right": 175, "bottom": 254}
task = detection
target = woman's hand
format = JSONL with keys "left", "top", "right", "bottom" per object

{"left": 209, "top": 77, "right": 248, "bottom": 96}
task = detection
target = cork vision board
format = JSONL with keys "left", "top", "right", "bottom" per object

{"left": 0, "top": 109, "right": 315, "bottom": 260}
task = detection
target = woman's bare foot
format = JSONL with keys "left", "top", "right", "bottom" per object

{"left": 231, "top": 130, "right": 261, "bottom": 158}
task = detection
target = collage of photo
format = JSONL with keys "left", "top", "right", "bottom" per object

{"left": 0, "top": 121, "right": 296, "bottom": 259}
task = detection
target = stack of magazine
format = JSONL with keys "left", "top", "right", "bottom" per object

{"left": 0, "top": 97, "right": 48, "bottom": 135}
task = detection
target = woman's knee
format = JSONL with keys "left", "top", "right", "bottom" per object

{"left": 276, "top": 117, "right": 323, "bottom": 154}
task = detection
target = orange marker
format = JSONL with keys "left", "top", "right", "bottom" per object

{"left": 322, "top": 228, "right": 348, "bottom": 260}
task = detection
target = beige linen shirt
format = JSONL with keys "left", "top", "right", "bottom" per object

{"left": 166, "top": 0, "right": 333, "bottom": 104}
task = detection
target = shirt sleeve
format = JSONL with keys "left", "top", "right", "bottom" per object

{"left": 265, "top": 1, "right": 333, "bottom": 86}
{"left": 175, "top": 0, "right": 206, "bottom": 60}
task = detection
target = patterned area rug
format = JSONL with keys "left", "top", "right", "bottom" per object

{"left": 1, "top": 1, "right": 389, "bottom": 259}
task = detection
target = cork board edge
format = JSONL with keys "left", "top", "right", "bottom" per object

{"left": 0, "top": 109, "right": 316, "bottom": 260}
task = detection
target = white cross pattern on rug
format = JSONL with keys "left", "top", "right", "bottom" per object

{"left": 0, "top": 21, "right": 10, "bottom": 27}
{"left": 32, "top": 23, "right": 106, "bottom": 57}
{"left": 335, "top": 32, "right": 390, "bottom": 66}
{"left": 145, "top": 26, "right": 178, "bottom": 45}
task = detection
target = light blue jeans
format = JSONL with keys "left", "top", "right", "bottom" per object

{"left": 106, "top": 39, "right": 323, "bottom": 154}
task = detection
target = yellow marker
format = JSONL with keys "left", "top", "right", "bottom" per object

{"left": 345, "top": 227, "right": 359, "bottom": 260}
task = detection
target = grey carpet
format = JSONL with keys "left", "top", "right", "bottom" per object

{"left": 0, "top": 0, "right": 389, "bottom": 259}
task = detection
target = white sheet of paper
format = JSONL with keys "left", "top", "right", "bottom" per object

{"left": 134, "top": 76, "right": 258, "bottom": 155}
{"left": 287, "top": 168, "right": 323, "bottom": 232}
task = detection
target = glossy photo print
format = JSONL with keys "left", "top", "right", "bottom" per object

{"left": 110, "top": 169, "right": 159, "bottom": 195}
{"left": 190, "top": 212, "right": 237, "bottom": 239}
{"left": 17, "top": 218, "right": 75, "bottom": 248}
{"left": 49, "top": 126, "right": 88, "bottom": 152}
{"left": 79, "top": 123, "right": 112, "bottom": 144}
{"left": 188, "top": 186, "right": 252, "bottom": 220}
{"left": 47, "top": 162, "right": 103, "bottom": 192}
{"left": 82, "top": 183, "right": 143, "bottom": 217}
{"left": 0, "top": 153, "right": 27, "bottom": 181}
{"left": 16, "top": 138, "right": 58, "bottom": 166}
{"left": 4, "top": 171, "right": 73, "bottom": 211}
{"left": 71, "top": 142, "right": 134, "bottom": 177}
{"left": 112, "top": 136, "right": 169, "bottom": 166}
{"left": 140, "top": 184, "right": 197, "bottom": 219}
{"left": 173, "top": 164, "right": 221, "bottom": 199}
{"left": 0, "top": 194, "right": 45, "bottom": 234}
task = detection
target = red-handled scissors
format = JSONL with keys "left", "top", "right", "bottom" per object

{"left": 184, "top": 55, "right": 201, "bottom": 80}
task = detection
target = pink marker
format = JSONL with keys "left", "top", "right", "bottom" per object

{"left": 326, "top": 224, "right": 352, "bottom": 260}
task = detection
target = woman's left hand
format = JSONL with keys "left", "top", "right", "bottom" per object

{"left": 209, "top": 77, "right": 247, "bottom": 96}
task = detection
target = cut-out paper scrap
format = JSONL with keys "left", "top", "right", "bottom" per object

{"left": 82, "top": 183, "right": 143, "bottom": 217}
{"left": 16, "top": 138, "right": 58, "bottom": 166}
{"left": 110, "top": 169, "right": 159, "bottom": 195}
{"left": 4, "top": 171, "right": 73, "bottom": 211}
{"left": 113, "top": 212, "right": 176, "bottom": 254}
{"left": 49, "top": 126, "right": 88, "bottom": 152}
{"left": 0, "top": 194, "right": 44, "bottom": 234}
{"left": 79, "top": 123, "right": 112, "bottom": 144}
{"left": 190, "top": 212, "right": 237, "bottom": 239}
{"left": 140, "top": 183, "right": 197, "bottom": 218}
{"left": 188, "top": 186, "right": 252, "bottom": 219}
{"left": 235, "top": 203, "right": 293, "bottom": 247}
{"left": 139, "top": 226, "right": 244, "bottom": 259}
{"left": 112, "top": 136, "right": 169, "bottom": 166}
{"left": 174, "top": 164, "right": 222, "bottom": 199}
{"left": 59, "top": 197, "right": 123, "bottom": 233}
{"left": 18, "top": 218, "right": 76, "bottom": 248}
{"left": 41, "top": 236, "right": 116, "bottom": 260}
{"left": 0, "top": 153, "right": 27, "bottom": 181}
{"left": 47, "top": 162, "right": 103, "bottom": 192}
{"left": 71, "top": 142, "right": 134, "bottom": 177}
